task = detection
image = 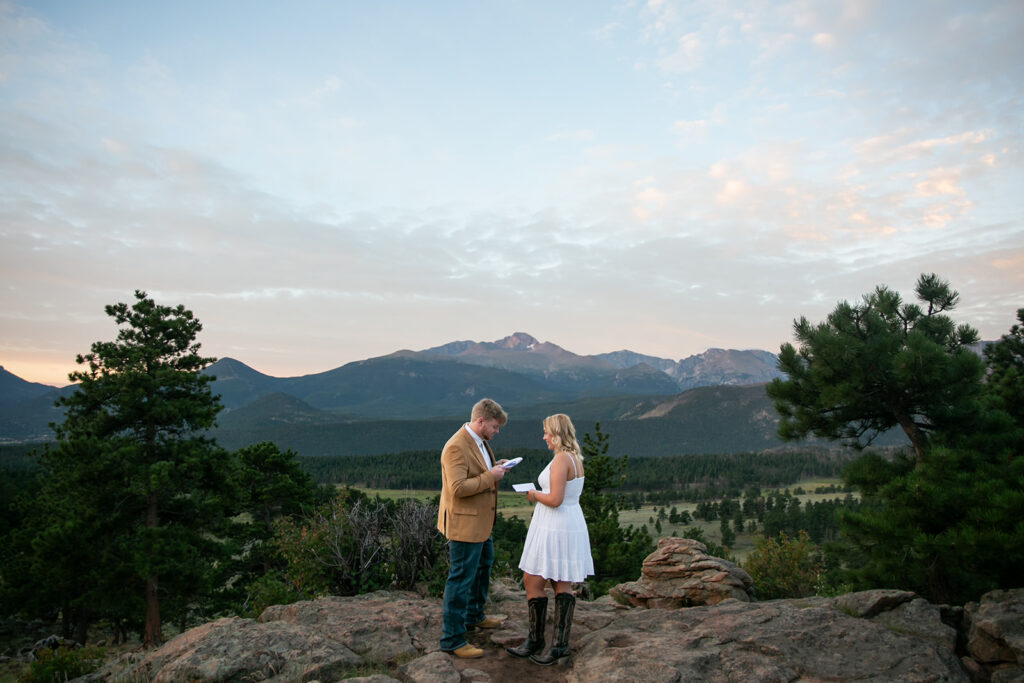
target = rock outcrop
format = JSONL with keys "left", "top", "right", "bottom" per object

{"left": 130, "top": 592, "right": 440, "bottom": 682}
{"left": 609, "top": 537, "right": 754, "bottom": 607}
{"left": 964, "top": 588, "right": 1024, "bottom": 682}
{"left": 569, "top": 591, "right": 965, "bottom": 682}
{"left": 67, "top": 544, "right": 1022, "bottom": 682}
{"left": 80, "top": 585, "right": 1024, "bottom": 682}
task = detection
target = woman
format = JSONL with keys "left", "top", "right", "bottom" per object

{"left": 506, "top": 414, "right": 594, "bottom": 665}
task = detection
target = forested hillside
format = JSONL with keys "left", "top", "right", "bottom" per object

{"left": 294, "top": 447, "right": 856, "bottom": 499}
{"left": 208, "top": 384, "right": 906, "bottom": 458}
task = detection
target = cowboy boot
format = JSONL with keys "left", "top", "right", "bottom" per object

{"left": 530, "top": 593, "right": 574, "bottom": 665}
{"left": 505, "top": 596, "right": 547, "bottom": 657}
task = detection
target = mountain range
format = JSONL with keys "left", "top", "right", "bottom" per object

{"left": 1, "top": 333, "right": 888, "bottom": 456}
{"left": 198, "top": 332, "right": 785, "bottom": 415}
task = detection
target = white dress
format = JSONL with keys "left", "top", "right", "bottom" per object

{"left": 518, "top": 455, "right": 595, "bottom": 582}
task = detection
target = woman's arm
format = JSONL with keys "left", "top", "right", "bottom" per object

{"left": 528, "top": 452, "right": 571, "bottom": 508}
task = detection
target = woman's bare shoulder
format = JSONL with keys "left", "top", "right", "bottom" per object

{"left": 554, "top": 451, "right": 582, "bottom": 478}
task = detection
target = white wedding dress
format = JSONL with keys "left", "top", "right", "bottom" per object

{"left": 518, "top": 456, "right": 595, "bottom": 582}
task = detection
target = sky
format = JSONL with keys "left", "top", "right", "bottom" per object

{"left": 2, "top": 0, "right": 1022, "bottom": 387}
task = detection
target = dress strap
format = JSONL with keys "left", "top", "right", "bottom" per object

{"left": 568, "top": 452, "right": 579, "bottom": 479}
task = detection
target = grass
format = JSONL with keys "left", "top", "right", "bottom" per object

{"left": 358, "top": 487, "right": 536, "bottom": 515}
{"left": 619, "top": 478, "right": 857, "bottom": 562}
{"left": 360, "top": 488, "right": 437, "bottom": 503}
{"left": 617, "top": 504, "right": 761, "bottom": 560}
{"left": 356, "top": 477, "right": 856, "bottom": 564}
{"left": 769, "top": 478, "right": 859, "bottom": 503}
{"left": 0, "top": 660, "right": 21, "bottom": 683}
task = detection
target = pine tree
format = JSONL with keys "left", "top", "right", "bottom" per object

{"left": 767, "top": 273, "right": 983, "bottom": 461}
{"left": 767, "top": 278, "right": 1023, "bottom": 604}
{"left": 37, "top": 291, "right": 236, "bottom": 646}
{"left": 233, "top": 442, "right": 318, "bottom": 573}
{"left": 982, "top": 308, "right": 1024, "bottom": 452}
{"left": 839, "top": 446, "right": 1024, "bottom": 603}
{"left": 719, "top": 517, "right": 735, "bottom": 548}
{"left": 579, "top": 423, "right": 653, "bottom": 595}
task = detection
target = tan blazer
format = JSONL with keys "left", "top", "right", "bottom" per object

{"left": 436, "top": 425, "right": 498, "bottom": 543}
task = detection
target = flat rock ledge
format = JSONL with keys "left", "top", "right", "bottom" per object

{"left": 569, "top": 593, "right": 966, "bottom": 682}
{"left": 78, "top": 585, "right": 1024, "bottom": 683}
{"left": 126, "top": 592, "right": 441, "bottom": 682}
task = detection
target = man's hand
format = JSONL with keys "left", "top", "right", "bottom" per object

{"left": 489, "top": 464, "right": 507, "bottom": 481}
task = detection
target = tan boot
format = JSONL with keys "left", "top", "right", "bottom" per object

{"left": 448, "top": 643, "right": 484, "bottom": 659}
{"left": 469, "top": 616, "right": 501, "bottom": 629}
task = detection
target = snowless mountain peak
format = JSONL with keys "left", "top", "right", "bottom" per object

{"left": 494, "top": 332, "right": 540, "bottom": 350}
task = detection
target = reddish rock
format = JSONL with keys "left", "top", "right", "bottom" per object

{"left": 609, "top": 537, "right": 753, "bottom": 608}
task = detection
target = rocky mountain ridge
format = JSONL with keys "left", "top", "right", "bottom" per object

{"left": 0, "top": 335, "right": 786, "bottom": 445}
{"left": 0, "top": 333, "right": 783, "bottom": 405}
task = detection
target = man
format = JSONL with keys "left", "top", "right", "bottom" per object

{"left": 437, "top": 398, "right": 509, "bottom": 658}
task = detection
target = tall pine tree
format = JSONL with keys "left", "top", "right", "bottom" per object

{"left": 40, "top": 290, "right": 236, "bottom": 646}
{"left": 768, "top": 276, "right": 1022, "bottom": 604}
{"left": 767, "top": 273, "right": 983, "bottom": 461}
{"left": 983, "top": 308, "right": 1024, "bottom": 452}
{"left": 579, "top": 423, "right": 653, "bottom": 595}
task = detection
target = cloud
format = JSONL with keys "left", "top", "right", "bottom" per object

{"left": 632, "top": 180, "right": 668, "bottom": 221}
{"left": 912, "top": 167, "right": 965, "bottom": 199}
{"left": 2, "top": 0, "right": 1021, "bottom": 386}
{"left": 856, "top": 129, "right": 993, "bottom": 165}
{"left": 672, "top": 118, "right": 709, "bottom": 140}
{"left": 812, "top": 32, "right": 837, "bottom": 48}
{"left": 992, "top": 254, "right": 1024, "bottom": 276}
{"left": 657, "top": 31, "right": 705, "bottom": 73}
{"left": 313, "top": 75, "right": 342, "bottom": 98}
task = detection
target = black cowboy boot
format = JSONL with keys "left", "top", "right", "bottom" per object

{"left": 505, "top": 596, "right": 547, "bottom": 657}
{"left": 530, "top": 592, "right": 575, "bottom": 665}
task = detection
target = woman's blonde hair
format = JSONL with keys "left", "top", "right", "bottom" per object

{"left": 543, "top": 413, "right": 581, "bottom": 458}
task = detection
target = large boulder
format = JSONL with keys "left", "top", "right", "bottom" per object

{"left": 964, "top": 588, "right": 1024, "bottom": 682}
{"left": 609, "top": 537, "right": 754, "bottom": 608}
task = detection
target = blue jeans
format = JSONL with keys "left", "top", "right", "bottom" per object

{"left": 440, "top": 536, "right": 494, "bottom": 651}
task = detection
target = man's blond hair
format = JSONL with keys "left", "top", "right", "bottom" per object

{"left": 471, "top": 398, "right": 507, "bottom": 425}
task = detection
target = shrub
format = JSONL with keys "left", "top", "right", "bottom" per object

{"left": 682, "top": 526, "right": 734, "bottom": 561}
{"left": 389, "top": 498, "right": 448, "bottom": 593}
{"left": 19, "top": 645, "right": 106, "bottom": 683}
{"left": 267, "top": 493, "right": 449, "bottom": 604}
{"left": 242, "top": 572, "right": 309, "bottom": 618}
{"left": 743, "top": 530, "right": 823, "bottom": 599}
{"left": 491, "top": 513, "right": 528, "bottom": 584}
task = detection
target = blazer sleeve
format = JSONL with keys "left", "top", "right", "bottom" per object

{"left": 441, "top": 439, "right": 495, "bottom": 498}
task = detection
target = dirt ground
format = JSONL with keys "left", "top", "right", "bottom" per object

{"left": 450, "top": 624, "right": 576, "bottom": 683}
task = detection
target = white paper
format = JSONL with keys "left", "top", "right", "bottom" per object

{"left": 512, "top": 483, "right": 536, "bottom": 492}
{"left": 501, "top": 456, "right": 523, "bottom": 469}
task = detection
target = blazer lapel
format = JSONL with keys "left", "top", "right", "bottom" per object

{"left": 462, "top": 427, "right": 488, "bottom": 471}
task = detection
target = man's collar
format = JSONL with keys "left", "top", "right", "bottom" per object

{"left": 464, "top": 422, "right": 484, "bottom": 444}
